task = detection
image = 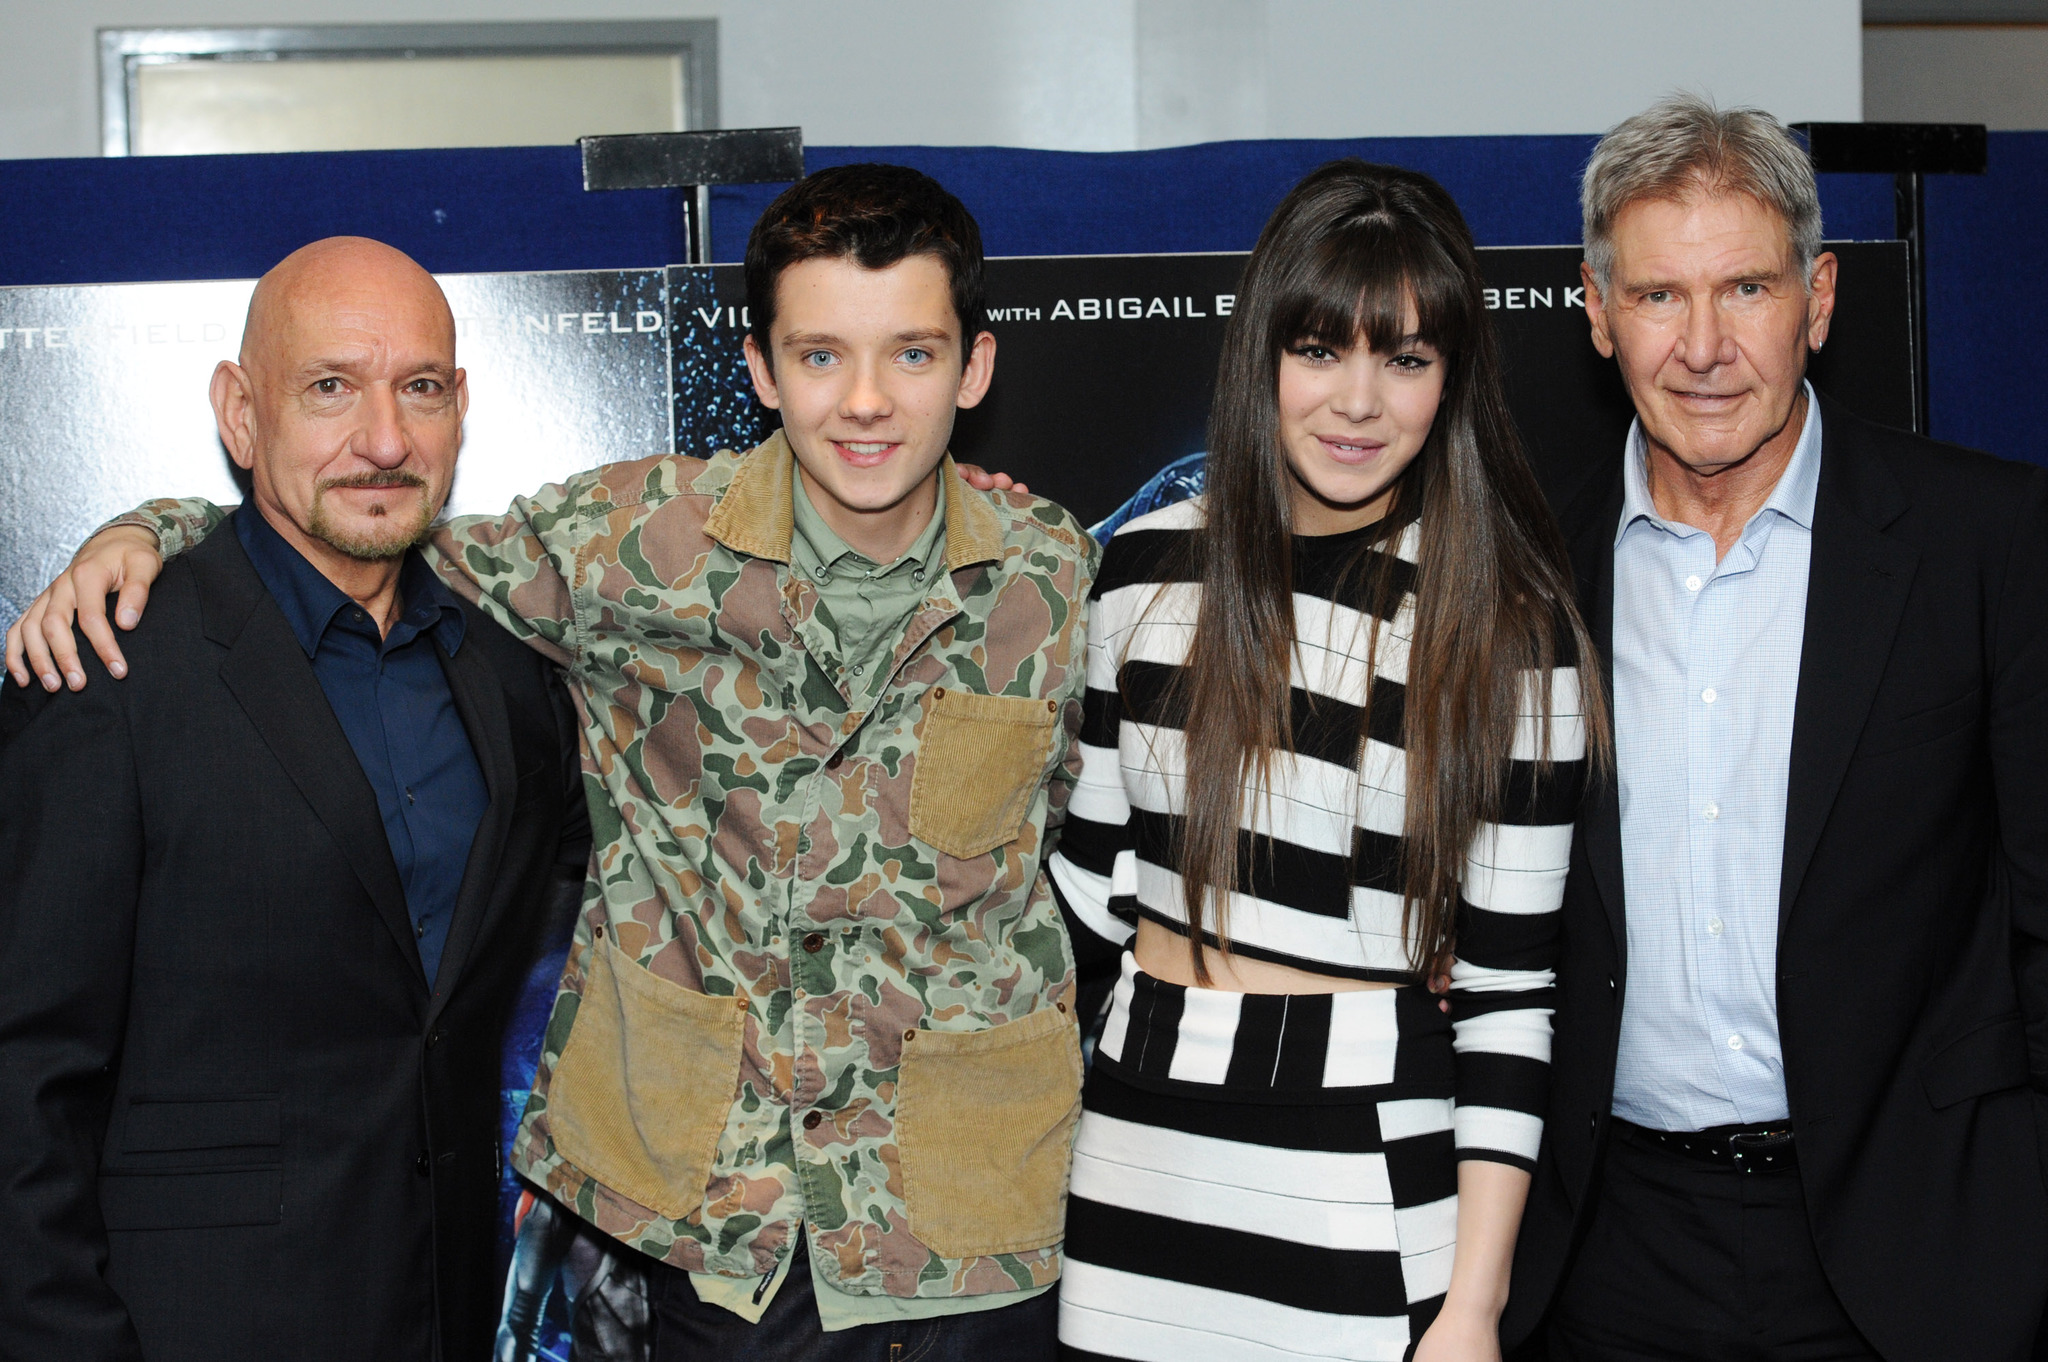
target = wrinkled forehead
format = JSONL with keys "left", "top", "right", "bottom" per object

{"left": 248, "top": 277, "right": 457, "bottom": 374}
{"left": 1610, "top": 184, "right": 1798, "bottom": 275}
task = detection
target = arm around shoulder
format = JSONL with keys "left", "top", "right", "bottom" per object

{"left": 3, "top": 495, "right": 226, "bottom": 691}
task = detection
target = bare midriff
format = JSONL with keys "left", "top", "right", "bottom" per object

{"left": 1133, "top": 918, "right": 1401, "bottom": 994}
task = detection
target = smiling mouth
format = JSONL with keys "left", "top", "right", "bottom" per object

{"left": 832, "top": 440, "right": 900, "bottom": 467}
{"left": 1316, "top": 435, "right": 1385, "bottom": 465}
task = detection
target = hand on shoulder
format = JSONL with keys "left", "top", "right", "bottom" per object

{"left": 4, "top": 525, "right": 165, "bottom": 691}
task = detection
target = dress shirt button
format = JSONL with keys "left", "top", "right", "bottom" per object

{"left": 913, "top": 566, "right": 925, "bottom": 581}
{"left": 1701, "top": 688, "right": 1717, "bottom": 704}
{"left": 851, "top": 663, "right": 864, "bottom": 676}
{"left": 802, "top": 1110, "right": 824, "bottom": 1131}
{"left": 1703, "top": 803, "right": 1720, "bottom": 821}
{"left": 1685, "top": 574, "right": 1703, "bottom": 592}
{"left": 1727, "top": 1034, "right": 1745, "bottom": 1051}
{"left": 415, "top": 1152, "right": 432, "bottom": 1178}
{"left": 802, "top": 932, "right": 825, "bottom": 953}
{"left": 1707, "top": 918, "right": 1724, "bottom": 937}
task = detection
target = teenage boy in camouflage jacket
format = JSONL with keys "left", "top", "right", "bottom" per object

{"left": 19, "top": 165, "right": 1098, "bottom": 1360}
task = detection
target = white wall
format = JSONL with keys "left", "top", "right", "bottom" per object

{"left": 0, "top": 0, "right": 1861, "bottom": 161}
{"left": 1865, "top": 24, "right": 2048, "bottom": 129}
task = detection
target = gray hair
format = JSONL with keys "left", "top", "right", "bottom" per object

{"left": 1582, "top": 92, "right": 1823, "bottom": 292}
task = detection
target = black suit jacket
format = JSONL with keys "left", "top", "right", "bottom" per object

{"left": 0, "top": 523, "right": 587, "bottom": 1362}
{"left": 1506, "top": 395, "right": 2048, "bottom": 1361}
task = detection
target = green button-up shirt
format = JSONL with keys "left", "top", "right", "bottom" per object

{"left": 787, "top": 463, "right": 949, "bottom": 706}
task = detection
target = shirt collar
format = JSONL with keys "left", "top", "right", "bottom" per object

{"left": 1617, "top": 380, "right": 1824, "bottom": 546}
{"left": 788, "top": 457, "right": 950, "bottom": 585}
{"left": 704, "top": 427, "right": 1006, "bottom": 572}
{"left": 234, "top": 505, "right": 467, "bottom": 658}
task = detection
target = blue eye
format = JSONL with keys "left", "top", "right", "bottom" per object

{"left": 901, "top": 347, "right": 931, "bottom": 364}
{"left": 802, "top": 350, "right": 835, "bottom": 368}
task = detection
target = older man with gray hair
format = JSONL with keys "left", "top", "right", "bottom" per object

{"left": 1503, "top": 94, "right": 2048, "bottom": 1361}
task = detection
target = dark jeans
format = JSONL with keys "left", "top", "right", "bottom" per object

{"left": 1547, "top": 1122, "right": 1879, "bottom": 1362}
{"left": 650, "top": 1236, "right": 1059, "bottom": 1362}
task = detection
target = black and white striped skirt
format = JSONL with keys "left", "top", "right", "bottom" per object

{"left": 1058, "top": 956, "right": 1459, "bottom": 1362}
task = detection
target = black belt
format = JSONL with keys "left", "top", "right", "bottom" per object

{"left": 1614, "top": 1116, "right": 1797, "bottom": 1173}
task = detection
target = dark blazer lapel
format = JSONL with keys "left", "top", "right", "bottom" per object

{"left": 425, "top": 629, "right": 517, "bottom": 1020}
{"left": 1564, "top": 464, "right": 1629, "bottom": 957}
{"left": 1779, "top": 400, "right": 1918, "bottom": 931}
{"left": 192, "top": 530, "right": 425, "bottom": 990}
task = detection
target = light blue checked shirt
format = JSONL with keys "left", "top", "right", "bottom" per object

{"left": 1609, "top": 385, "right": 1822, "bottom": 1131}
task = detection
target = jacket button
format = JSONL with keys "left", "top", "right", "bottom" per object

{"left": 1589, "top": 1113, "right": 1599, "bottom": 1135}
{"left": 415, "top": 1152, "right": 432, "bottom": 1178}
{"left": 802, "top": 1110, "right": 823, "bottom": 1130}
{"left": 826, "top": 751, "right": 845, "bottom": 771}
{"left": 802, "top": 932, "right": 825, "bottom": 953}
{"left": 426, "top": 1029, "right": 445, "bottom": 1049}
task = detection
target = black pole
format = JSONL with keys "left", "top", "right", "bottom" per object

{"left": 1792, "top": 122, "right": 1985, "bottom": 437}
{"left": 1894, "top": 169, "right": 1928, "bottom": 435}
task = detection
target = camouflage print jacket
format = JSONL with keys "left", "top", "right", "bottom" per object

{"left": 127, "top": 430, "right": 1099, "bottom": 1300}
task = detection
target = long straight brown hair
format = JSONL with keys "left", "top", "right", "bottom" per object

{"left": 1169, "top": 159, "right": 1607, "bottom": 980}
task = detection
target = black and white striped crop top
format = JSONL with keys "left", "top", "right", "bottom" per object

{"left": 1047, "top": 497, "right": 1587, "bottom": 1168}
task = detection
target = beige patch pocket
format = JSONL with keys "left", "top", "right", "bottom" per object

{"left": 896, "top": 1005, "right": 1083, "bottom": 1258}
{"left": 546, "top": 933, "right": 748, "bottom": 1222}
{"left": 908, "top": 686, "right": 1060, "bottom": 859}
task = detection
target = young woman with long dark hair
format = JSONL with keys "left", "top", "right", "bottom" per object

{"left": 1048, "top": 160, "right": 1605, "bottom": 1361}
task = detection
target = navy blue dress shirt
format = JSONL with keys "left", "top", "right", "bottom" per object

{"left": 235, "top": 508, "right": 489, "bottom": 987}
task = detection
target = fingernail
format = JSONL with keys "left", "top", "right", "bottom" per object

{"left": 65, "top": 671, "right": 83, "bottom": 688}
{"left": 118, "top": 609, "right": 138, "bottom": 628}
{"left": 109, "top": 661, "right": 127, "bottom": 678}
{"left": 40, "top": 673, "right": 59, "bottom": 691}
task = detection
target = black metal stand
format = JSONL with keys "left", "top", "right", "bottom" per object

{"left": 1792, "top": 122, "right": 1986, "bottom": 435}
{"left": 579, "top": 127, "right": 807, "bottom": 265}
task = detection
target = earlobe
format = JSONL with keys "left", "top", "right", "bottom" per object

{"left": 1580, "top": 262, "right": 1616, "bottom": 359}
{"left": 955, "top": 331, "right": 998, "bottom": 410}
{"left": 741, "top": 333, "right": 783, "bottom": 410}
{"left": 208, "top": 360, "right": 259, "bottom": 471}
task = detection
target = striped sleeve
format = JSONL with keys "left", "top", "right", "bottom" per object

{"left": 1047, "top": 532, "right": 1145, "bottom": 969}
{"left": 1447, "top": 641, "right": 1587, "bottom": 1172}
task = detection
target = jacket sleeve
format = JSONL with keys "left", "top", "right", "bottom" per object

{"left": 0, "top": 650, "right": 147, "bottom": 1360}
{"left": 1447, "top": 642, "right": 1587, "bottom": 1173}
{"left": 412, "top": 475, "right": 607, "bottom": 671}
{"left": 1046, "top": 539, "right": 1141, "bottom": 974}
{"left": 1993, "top": 470, "right": 2048, "bottom": 1093}
{"left": 103, "top": 497, "right": 228, "bottom": 555}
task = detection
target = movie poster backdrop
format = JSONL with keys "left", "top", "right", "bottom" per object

{"left": 0, "top": 244, "right": 1910, "bottom": 1360}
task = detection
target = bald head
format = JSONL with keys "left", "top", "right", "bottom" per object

{"left": 210, "top": 235, "right": 467, "bottom": 578}
{"left": 240, "top": 236, "right": 453, "bottom": 374}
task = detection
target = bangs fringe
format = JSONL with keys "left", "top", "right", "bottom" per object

{"left": 1268, "top": 218, "right": 1472, "bottom": 360}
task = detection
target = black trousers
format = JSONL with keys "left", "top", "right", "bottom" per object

{"left": 649, "top": 1233, "right": 1059, "bottom": 1362}
{"left": 1547, "top": 1122, "right": 1879, "bottom": 1362}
